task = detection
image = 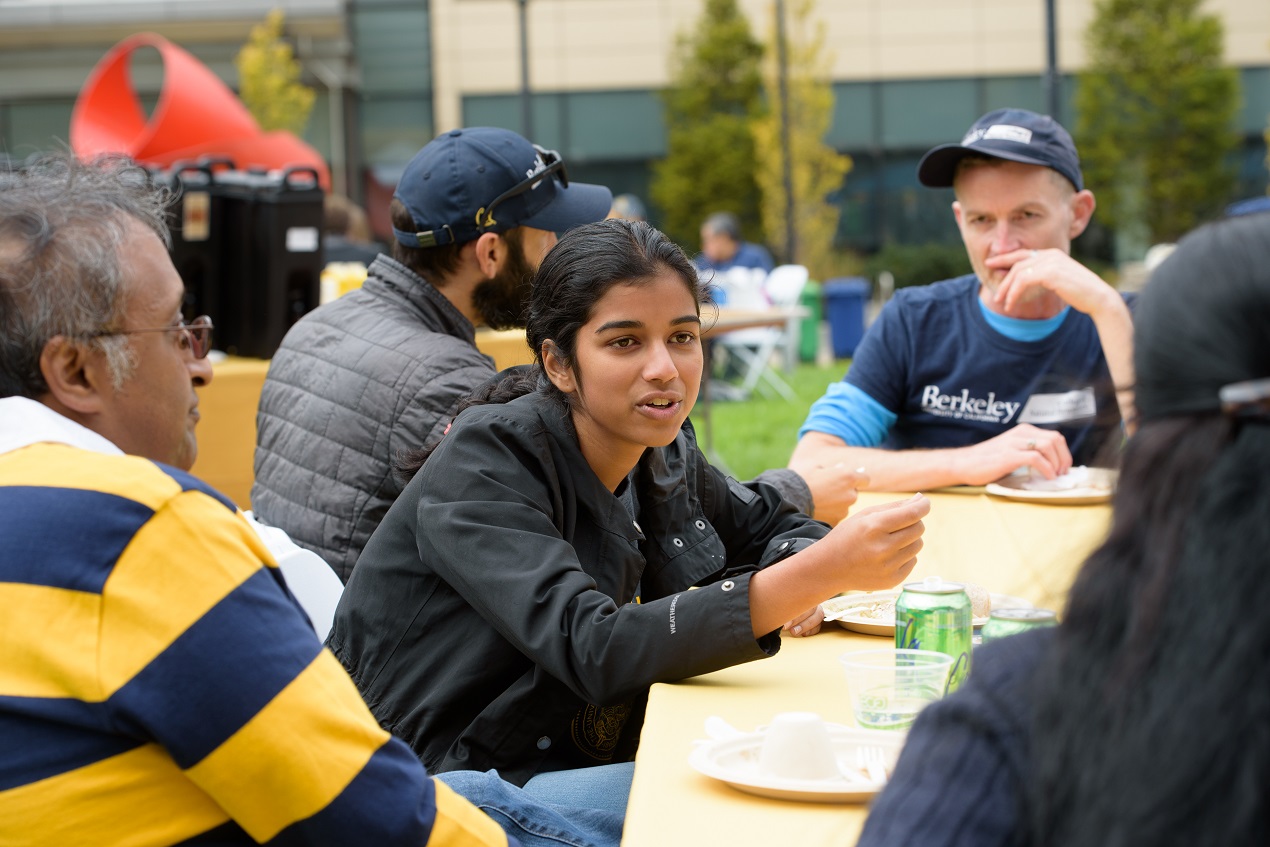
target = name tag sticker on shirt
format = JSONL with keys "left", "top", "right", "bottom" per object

{"left": 1017, "top": 388, "right": 1097, "bottom": 425}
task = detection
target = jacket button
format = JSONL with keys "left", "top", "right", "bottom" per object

{"left": 673, "top": 537, "right": 684, "bottom": 548}
{"left": 721, "top": 580, "right": 735, "bottom": 592}
{"left": 536, "top": 736, "right": 552, "bottom": 750}
{"left": 695, "top": 520, "right": 706, "bottom": 530}
{"left": 779, "top": 541, "right": 790, "bottom": 550}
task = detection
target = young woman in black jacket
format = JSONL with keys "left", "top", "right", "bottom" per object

{"left": 329, "top": 219, "right": 928, "bottom": 810}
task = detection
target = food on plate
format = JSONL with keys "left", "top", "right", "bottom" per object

{"left": 963, "top": 582, "right": 991, "bottom": 618}
{"left": 843, "top": 584, "right": 990, "bottom": 622}
{"left": 826, "top": 581, "right": 1003, "bottom": 627}
{"left": 999, "top": 465, "right": 1116, "bottom": 493}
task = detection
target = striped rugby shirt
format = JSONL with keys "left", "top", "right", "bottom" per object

{"left": 0, "top": 439, "right": 512, "bottom": 847}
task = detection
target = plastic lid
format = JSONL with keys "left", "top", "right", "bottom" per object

{"left": 989, "top": 608, "right": 1057, "bottom": 623}
{"left": 902, "top": 576, "right": 966, "bottom": 595}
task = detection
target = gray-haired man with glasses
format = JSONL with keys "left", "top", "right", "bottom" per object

{"left": 252, "top": 127, "right": 613, "bottom": 582}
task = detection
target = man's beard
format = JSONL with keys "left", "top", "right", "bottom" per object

{"left": 471, "top": 230, "right": 534, "bottom": 330}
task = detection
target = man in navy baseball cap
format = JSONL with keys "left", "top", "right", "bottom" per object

{"left": 253, "top": 128, "right": 612, "bottom": 579}
{"left": 790, "top": 108, "right": 1136, "bottom": 500}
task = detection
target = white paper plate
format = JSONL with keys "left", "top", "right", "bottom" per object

{"left": 985, "top": 467, "right": 1117, "bottom": 505}
{"left": 689, "top": 726, "right": 904, "bottom": 803}
{"left": 823, "top": 591, "right": 1033, "bottom": 637}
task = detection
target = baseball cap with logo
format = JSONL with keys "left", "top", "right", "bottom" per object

{"left": 392, "top": 127, "right": 612, "bottom": 248}
{"left": 917, "top": 108, "right": 1084, "bottom": 191}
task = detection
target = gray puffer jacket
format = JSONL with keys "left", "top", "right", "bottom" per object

{"left": 252, "top": 256, "right": 497, "bottom": 582}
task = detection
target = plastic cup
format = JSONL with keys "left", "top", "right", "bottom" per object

{"left": 838, "top": 649, "right": 955, "bottom": 731}
{"left": 757, "top": 711, "right": 839, "bottom": 780}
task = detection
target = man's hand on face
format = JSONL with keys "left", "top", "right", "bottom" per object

{"left": 948, "top": 423, "right": 1073, "bottom": 486}
{"left": 987, "top": 248, "right": 1118, "bottom": 318}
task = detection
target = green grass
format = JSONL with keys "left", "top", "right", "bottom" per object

{"left": 688, "top": 359, "right": 850, "bottom": 479}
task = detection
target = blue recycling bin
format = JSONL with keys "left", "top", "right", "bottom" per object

{"left": 824, "top": 277, "right": 871, "bottom": 358}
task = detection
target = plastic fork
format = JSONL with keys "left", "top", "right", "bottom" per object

{"left": 856, "top": 745, "right": 889, "bottom": 784}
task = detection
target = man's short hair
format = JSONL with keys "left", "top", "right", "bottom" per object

{"left": 0, "top": 154, "right": 171, "bottom": 398}
{"left": 389, "top": 198, "right": 530, "bottom": 285}
{"left": 389, "top": 197, "right": 466, "bottom": 281}
{"left": 702, "top": 211, "right": 742, "bottom": 242}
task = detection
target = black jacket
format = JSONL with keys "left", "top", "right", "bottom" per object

{"left": 328, "top": 390, "right": 830, "bottom": 785}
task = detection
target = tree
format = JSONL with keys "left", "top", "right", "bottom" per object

{"left": 235, "top": 9, "right": 316, "bottom": 135}
{"left": 752, "top": 0, "right": 852, "bottom": 278}
{"left": 651, "top": 0, "right": 766, "bottom": 252}
{"left": 1075, "top": 0, "right": 1239, "bottom": 246}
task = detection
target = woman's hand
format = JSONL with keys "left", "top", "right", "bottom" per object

{"left": 783, "top": 604, "right": 825, "bottom": 637}
{"left": 747, "top": 494, "right": 929, "bottom": 638}
{"left": 822, "top": 493, "right": 929, "bottom": 592}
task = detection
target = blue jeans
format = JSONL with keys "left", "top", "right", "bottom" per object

{"left": 437, "top": 767, "right": 626, "bottom": 847}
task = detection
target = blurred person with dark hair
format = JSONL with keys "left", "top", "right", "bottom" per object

{"left": 321, "top": 191, "right": 384, "bottom": 265}
{"left": 253, "top": 128, "right": 612, "bottom": 581}
{"left": 694, "top": 210, "right": 774, "bottom": 274}
{"left": 857, "top": 209, "right": 1270, "bottom": 847}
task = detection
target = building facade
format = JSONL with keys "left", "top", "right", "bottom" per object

{"left": 1, "top": 0, "right": 1267, "bottom": 253}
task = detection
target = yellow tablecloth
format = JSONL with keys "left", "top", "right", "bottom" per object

{"left": 622, "top": 489, "right": 1111, "bottom": 847}
{"left": 190, "top": 331, "right": 538, "bottom": 508}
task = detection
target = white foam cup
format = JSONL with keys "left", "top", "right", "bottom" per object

{"left": 757, "top": 711, "right": 839, "bottom": 781}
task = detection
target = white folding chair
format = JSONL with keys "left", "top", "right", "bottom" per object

{"left": 713, "top": 264, "right": 808, "bottom": 401}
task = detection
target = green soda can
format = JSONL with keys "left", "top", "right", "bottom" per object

{"left": 981, "top": 608, "right": 1058, "bottom": 643}
{"left": 895, "top": 577, "right": 972, "bottom": 694}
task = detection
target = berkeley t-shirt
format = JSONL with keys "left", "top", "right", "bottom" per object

{"left": 801, "top": 275, "right": 1127, "bottom": 465}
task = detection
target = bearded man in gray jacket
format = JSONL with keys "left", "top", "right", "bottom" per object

{"left": 252, "top": 128, "right": 614, "bottom": 581}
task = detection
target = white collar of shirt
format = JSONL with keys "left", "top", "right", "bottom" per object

{"left": 0, "top": 395, "right": 344, "bottom": 639}
{"left": 0, "top": 396, "right": 124, "bottom": 458}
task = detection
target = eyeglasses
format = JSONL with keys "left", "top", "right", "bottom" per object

{"left": 475, "top": 145, "right": 569, "bottom": 232}
{"left": 93, "top": 315, "right": 215, "bottom": 360}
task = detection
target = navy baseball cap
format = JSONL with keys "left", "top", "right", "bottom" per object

{"left": 392, "top": 127, "right": 612, "bottom": 248}
{"left": 917, "top": 108, "right": 1084, "bottom": 191}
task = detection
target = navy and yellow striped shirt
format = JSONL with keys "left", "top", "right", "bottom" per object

{"left": 0, "top": 443, "right": 511, "bottom": 847}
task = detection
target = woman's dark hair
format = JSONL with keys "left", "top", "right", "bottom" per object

{"left": 397, "top": 218, "right": 704, "bottom": 478}
{"left": 1027, "top": 212, "right": 1270, "bottom": 846}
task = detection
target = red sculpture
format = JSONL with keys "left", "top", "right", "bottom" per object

{"left": 71, "top": 32, "right": 329, "bottom": 187}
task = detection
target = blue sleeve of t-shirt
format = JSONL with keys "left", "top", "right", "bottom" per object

{"left": 798, "top": 381, "right": 897, "bottom": 446}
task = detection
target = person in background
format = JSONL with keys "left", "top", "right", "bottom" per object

{"left": 694, "top": 210, "right": 774, "bottom": 275}
{"left": 790, "top": 108, "right": 1134, "bottom": 494}
{"left": 607, "top": 193, "right": 647, "bottom": 222}
{"left": 252, "top": 127, "right": 613, "bottom": 582}
{"left": 329, "top": 218, "right": 929, "bottom": 811}
{"left": 857, "top": 209, "right": 1270, "bottom": 847}
{"left": 321, "top": 191, "right": 384, "bottom": 266}
{"left": 0, "top": 153, "right": 622, "bottom": 847}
